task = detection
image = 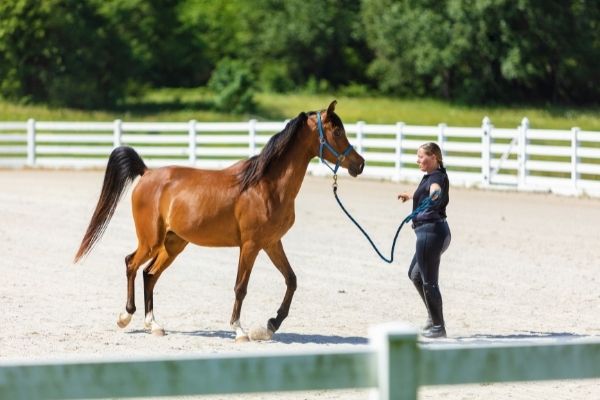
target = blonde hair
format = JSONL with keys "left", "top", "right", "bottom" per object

{"left": 419, "top": 142, "right": 444, "bottom": 169}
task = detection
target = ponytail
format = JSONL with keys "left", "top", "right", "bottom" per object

{"left": 439, "top": 160, "right": 446, "bottom": 173}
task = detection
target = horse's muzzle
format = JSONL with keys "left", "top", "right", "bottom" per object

{"left": 348, "top": 157, "right": 365, "bottom": 177}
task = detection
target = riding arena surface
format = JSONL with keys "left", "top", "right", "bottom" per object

{"left": 1, "top": 169, "right": 598, "bottom": 399}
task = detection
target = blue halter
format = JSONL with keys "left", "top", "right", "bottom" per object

{"left": 317, "top": 112, "right": 353, "bottom": 174}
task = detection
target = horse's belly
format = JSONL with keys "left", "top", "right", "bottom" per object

{"left": 176, "top": 218, "right": 240, "bottom": 247}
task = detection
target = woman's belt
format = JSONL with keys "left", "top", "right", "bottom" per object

{"left": 412, "top": 218, "right": 446, "bottom": 229}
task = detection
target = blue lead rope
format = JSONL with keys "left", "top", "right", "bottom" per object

{"left": 332, "top": 176, "right": 438, "bottom": 264}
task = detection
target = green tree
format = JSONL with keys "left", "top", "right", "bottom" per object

{"left": 208, "top": 58, "right": 256, "bottom": 114}
{"left": 98, "top": 0, "right": 210, "bottom": 87}
{"left": 179, "top": 0, "right": 247, "bottom": 67}
{"left": 492, "top": 0, "right": 600, "bottom": 103}
{"left": 0, "top": 0, "right": 131, "bottom": 108}
{"left": 362, "top": 0, "right": 600, "bottom": 104}
{"left": 236, "top": 0, "right": 372, "bottom": 92}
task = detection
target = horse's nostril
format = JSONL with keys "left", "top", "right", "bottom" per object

{"left": 359, "top": 161, "right": 365, "bottom": 173}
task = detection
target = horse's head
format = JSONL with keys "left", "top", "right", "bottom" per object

{"left": 313, "top": 100, "right": 365, "bottom": 177}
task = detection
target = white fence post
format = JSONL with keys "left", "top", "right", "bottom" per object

{"left": 113, "top": 119, "right": 122, "bottom": 148}
{"left": 518, "top": 117, "right": 529, "bottom": 189}
{"left": 438, "top": 123, "right": 446, "bottom": 158}
{"left": 188, "top": 119, "right": 197, "bottom": 165}
{"left": 356, "top": 121, "right": 365, "bottom": 155}
{"left": 370, "top": 323, "right": 419, "bottom": 400}
{"left": 395, "top": 122, "right": 405, "bottom": 181}
{"left": 481, "top": 116, "right": 492, "bottom": 186}
{"left": 571, "top": 127, "right": 580, "bottom": 192}
{"left": 26, "top": 118, "right": 36, "bottom": 167}
{"left": 249, "top": 119, "right": 257, "bottom": 157}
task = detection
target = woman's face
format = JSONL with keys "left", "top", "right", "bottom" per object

{"left": 417, "top": 147, "right": 438, "bottom": 173}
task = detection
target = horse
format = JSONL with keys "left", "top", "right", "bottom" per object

{"left": 74, "top": 100, "right": 365, "bottom": 342}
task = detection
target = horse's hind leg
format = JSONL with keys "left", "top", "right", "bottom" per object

{"left": 117, "top": 248, "right": 153, "bottom": 328}
{"left": 143, "top": 232, "right": 188, "bottom": 336}
{"left": 262, "top": 240, "right": 296, "bottom": 337}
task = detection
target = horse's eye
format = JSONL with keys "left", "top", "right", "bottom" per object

{"left": 334, "top": 129, "right": 342, "bottom": 137}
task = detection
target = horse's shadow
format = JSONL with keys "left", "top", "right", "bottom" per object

{"left": 268, "top": 332, "right": 368, "bottom": 345}
{"left": 154, "top": 329, "right": 369, "bottom": 345}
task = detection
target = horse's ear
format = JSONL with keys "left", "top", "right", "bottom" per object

{"left": 326, "top": 100, "right": 337, "bottom": 118}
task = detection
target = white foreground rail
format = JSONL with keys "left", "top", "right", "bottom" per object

{"left": 1, "top": 323, "right": 599, "bottom": 400}
{"left": 1, "top": 119, "right": 599, "bottom": 197}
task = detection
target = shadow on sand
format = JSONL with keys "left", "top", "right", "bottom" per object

{"left": 269, "top": 332, "right": 368, "bottom": 345}
{"left": 146, "top": 329, "right": 369, "bottom": 345}
{"left": 422, "top": 331, "right": 595, "bottom": 346}
{"left": 129, "top": 329, "right": 596, "bottom": 346}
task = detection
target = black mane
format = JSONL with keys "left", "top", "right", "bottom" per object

{"left": 238, "top": 112, "right": 308, "bottom": 191}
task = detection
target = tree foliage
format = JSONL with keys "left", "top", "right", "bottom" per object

{"left": 361, "top": 0, "right": 600, "bottom": 104}
{"left": 208, "top": 58, "right": 256, "bottom": 113}
{"left": 237, "top": 0, "right": 372, "bottom": 91}
{"left": 0, "top": 0, "right": 131, "bottom": 109}
{"left": 99, "top": 0, "right": 210, "bottom": 87}
{"left": 0, "top": 0, "right": 598, "bottom": 109}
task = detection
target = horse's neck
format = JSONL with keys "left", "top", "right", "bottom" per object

{"left": 268, "top": 135, "right": 315, "bottom": 201}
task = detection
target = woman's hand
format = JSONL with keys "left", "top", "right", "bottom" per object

{"left": 397, "top": 192, "right": 411, "bottom": 202}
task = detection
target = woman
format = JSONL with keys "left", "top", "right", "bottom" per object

{"left": 398, "top": 142, "right": 451, "bottom": 338}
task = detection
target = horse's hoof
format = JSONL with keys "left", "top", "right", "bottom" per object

{"left": 117, "top": 312, "right": 132, "bottom": 328}
{"left": 267, "top": 318, "right": 280, "bottom": 334}
{"left": 235, "top": 335, "right": 250, "bottom": 343}
{"left": 249, "top": 326, "right": 274, "bottom": 341}
{"left": 151, "top": 328, "right": 166, "bottom": 337}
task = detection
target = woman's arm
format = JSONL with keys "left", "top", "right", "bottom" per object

{"left": 398, "top": 181, "right": 442, "bottom": 203}
{"left": 430, "top": 183, "right": 442, "bottom": 200}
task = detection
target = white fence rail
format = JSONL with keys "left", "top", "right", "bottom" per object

{"left": 1, "top": 118, "right": 599, "bottom": 196}
{"left": 1, "top": 323, "right": 599, "bottom": 399}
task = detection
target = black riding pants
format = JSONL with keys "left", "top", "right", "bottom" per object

{"left": 408, "top": 220, "right": 451, "bottom": 285}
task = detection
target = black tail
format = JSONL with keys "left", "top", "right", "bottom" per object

{"left": 74, "top": 146, "right": 147, "bottom": 263}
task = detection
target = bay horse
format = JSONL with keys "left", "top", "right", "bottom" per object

{"left": 74, "top": 101, "right": 365, "bottom": 342}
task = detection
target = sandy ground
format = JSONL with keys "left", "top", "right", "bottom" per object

{"left": 0, "top": 168, "right": 599, "bottom": 399}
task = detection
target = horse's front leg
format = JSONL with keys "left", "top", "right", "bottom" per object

{"left": 253, "top": 240, "right": 296, "bottom": 339}
{"left": 230, "top": 242, "right": 259, "bottom": 342}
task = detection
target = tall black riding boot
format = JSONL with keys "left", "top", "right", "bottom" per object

{"left": 411, "top": 277, "right": 433, "bottom": 330}
{"left": 422, "top": 283, "right": 446, "bottom": 338}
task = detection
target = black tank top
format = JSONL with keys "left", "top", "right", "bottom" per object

{"left": 412, "top": 168, "right": 449, "bottom": 223}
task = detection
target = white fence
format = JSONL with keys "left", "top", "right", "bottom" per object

{"left": 1, "top": 118, "right": 599, "bottom": 196}
{"left": 1, "top": 323, "right": 599, "bottom": 400}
